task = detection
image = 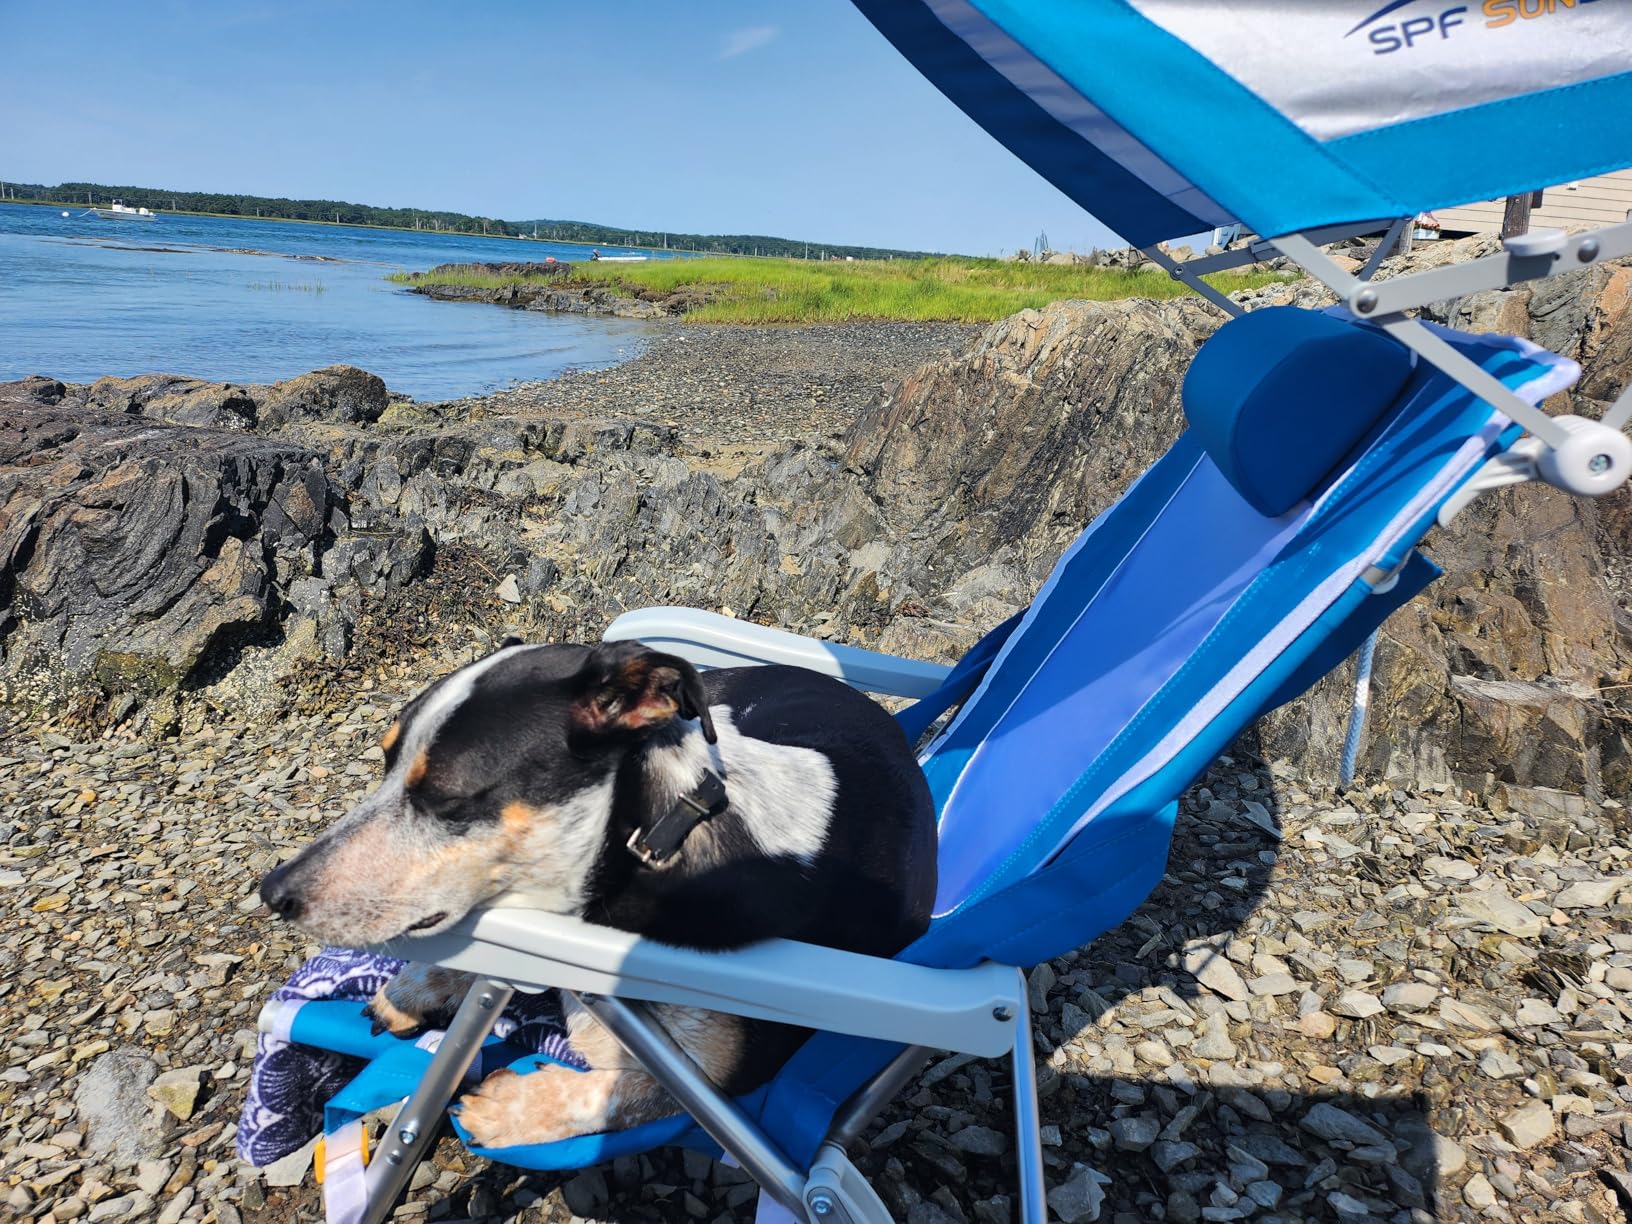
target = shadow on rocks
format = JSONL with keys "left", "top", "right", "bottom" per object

{"left": 839, "top": 752, "right": 1456, "bottom": 1224}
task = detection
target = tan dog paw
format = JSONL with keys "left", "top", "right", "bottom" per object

{"left": 457, "top": 1068, "right": 550, "bottom": 1149}
{"left": 458, "top": 1065, "right": 637, "bottom": 1150}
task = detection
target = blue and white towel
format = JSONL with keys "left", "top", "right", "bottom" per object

{"left": 236, "top": 948, "right": 581, "bottom": 1166}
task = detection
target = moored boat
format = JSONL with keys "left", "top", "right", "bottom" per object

{"left": 85, "top": 200, "right": 157, "bottom": 221}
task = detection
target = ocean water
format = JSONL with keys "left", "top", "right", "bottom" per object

{"left": 0, "top": 202, "right": 679, "bottom": 399}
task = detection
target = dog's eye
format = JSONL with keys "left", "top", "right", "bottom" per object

{"left": 414, "top": 785, "right": 493, "bottom": 826}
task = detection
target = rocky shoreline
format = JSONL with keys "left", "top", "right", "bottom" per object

{"left": 396, "top": 261, "right": 700, "bottom": 321}
{"left": 1, "top": 238, "right": 1629, "bottom": 1223}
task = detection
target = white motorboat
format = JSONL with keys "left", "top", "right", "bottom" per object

{"left": 85, "top": 200, "right": 157, "bottom": 221}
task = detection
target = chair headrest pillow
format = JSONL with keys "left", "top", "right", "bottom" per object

{"left": 1182, "top": 306, "right": 1416, "bottom": 517}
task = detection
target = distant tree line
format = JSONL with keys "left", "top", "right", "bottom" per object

{"left": 0, "top": 180, "right": 942, "bottom": 260}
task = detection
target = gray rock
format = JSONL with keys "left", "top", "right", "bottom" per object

{"left": 1151, "top": 1141, "right": 1202, "bottom": 1172}
{"left": 1479, "top": 1048, "right": 1525, "bottom": 1079}
{"left": 1463, "top": 1173, "right": 1497, "bottom": 1209}
{"left": 1499, "top": 1100, "right": 1556, "bottom": 1150}
{"left": 1329, "top": 989, "right": 1384, "bottom": 1019}
{"left": 1555, "top": 877, "right": 1625, "bottom": 909}
{"left": 1231, "top": 1134, "right": 1308, "bottom": 1167}
{"left": 1045, "top": 1164, "right": 1107, "bottom": 1224}
{"left": 1515, "top": 998, "right": 1563, "bottom": 1025}
{"left": 1456, "top": 886, "right": 1545, "bottom": 938}
{"left": 1108, "top": 1116, "right": 1159, "bottom": 1152}
{"left": 949, "top": 1125, "right": 1009, "bottom": 1157}
{"left": 255, "top": 364, "right": 389, "bottom": 429}
{"left": 1300, "top": 1102, "right": 1389, "bottom": 1148}
{"left": 561, "top": 1169, "right": 609, "bottom": 1216}
{"left": 262, "top": 1134, "right": 320, "bottom": 1188}
{"left": 1381, "top": 981, "right": 1438, "bottom": 1012}
{"left": 73, "top": 1049, "right": 164, "bottom": 1165}
{"left": 1182, "top": 939, "right": 1251, "bottom": 1002}
{"left": 1193, "top": 1014, "right": 1238, "bottom": 1060}
{"left": 1244, "top": 1181, "right": 1282, "bottom": 1209}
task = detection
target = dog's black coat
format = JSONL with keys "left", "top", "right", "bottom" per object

{"left": 587, "top": 663, "right": 938, "bottom": 958}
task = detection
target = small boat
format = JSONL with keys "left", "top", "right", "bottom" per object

{"left": 84, "top": 200, "right": 157, "bottom": 221}
{"left": 589, "top": 249, "right": 648, "bottom": 263}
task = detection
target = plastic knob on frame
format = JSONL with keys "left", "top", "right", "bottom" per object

{"left": 1534, "top": 416, "right": 1632, "bottom": 497}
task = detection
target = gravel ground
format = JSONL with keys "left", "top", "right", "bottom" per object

{"left": 3, "top": 321, "right": 1630, "bottom": 1224}
{"left": 3, "top": 703, "right": 1629, "bottom": 1224}
{"left": 436, "top": 322, "right": 981, "bottom": 474}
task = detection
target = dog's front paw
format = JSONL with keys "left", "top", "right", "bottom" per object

{"left": 458, "top": 1069, "right": 555, "bottom": 1149}
{"left": 366, "top": 964, "right": 474, "bottom": 1037}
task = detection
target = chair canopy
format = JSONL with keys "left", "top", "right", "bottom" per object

{"left": 853, "top": 0, "right": 1632, "bottom": 245}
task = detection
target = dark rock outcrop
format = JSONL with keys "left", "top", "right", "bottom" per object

{"left": 78, "top": 373, "right": 259, "bottom": 430}
{"left": 253, "top": 365, "right": 389, "bottom": 429}
{"left": 399, "top": 261, "right": 686, "bottom": 320}
{"left": 0, "top": 396, "right": 330, "bottom": 696}
{"left": 0, "top": 376, "right": 427, "bottom": 712}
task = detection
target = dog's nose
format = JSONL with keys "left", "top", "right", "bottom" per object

{"left": 259, "top": 867, "right": 305, "bottom": 922}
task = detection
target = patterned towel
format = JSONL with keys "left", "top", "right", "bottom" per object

{"left": 236, "top": 948, "right": 580, "bottom": 1166}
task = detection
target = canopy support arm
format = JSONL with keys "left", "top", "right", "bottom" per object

{"left": 1140, "top": 245, "right": 1243, "bottom": 318}
{"left": 1270, "top": 232, "right": 1569, "bottom": 447}
{"left": 1358, "top": 217, "right": 1412, "bottom": 282}
{"left": 1177, "top": 218, "right": 1401, "bottom": 279}
{"left": 1604, "top": 381, "right": 1632, "bottom": 433}
{"left": 1308, "top": 220, "right": 1632, "bottom": 321}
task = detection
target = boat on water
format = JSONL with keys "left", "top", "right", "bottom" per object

{"left": 84, "top": 200, "right": 157, "bottom": 221}
{"left": 589, "top": 248, "right": 648, "bottom": 263}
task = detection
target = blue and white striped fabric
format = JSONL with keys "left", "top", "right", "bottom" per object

{"left": 853, "top": 0, "right": 1632, "bottom": 244}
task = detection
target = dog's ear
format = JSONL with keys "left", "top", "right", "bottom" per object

{"left": 571, "top": 643, "right": 717, "bottom": 744}
{"left": 499, "top": 634, "right": 526, "bottom": 650}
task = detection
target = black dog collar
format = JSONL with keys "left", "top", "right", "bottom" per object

{"left": 626, "top": 769, "right": 728, "bottom": 867}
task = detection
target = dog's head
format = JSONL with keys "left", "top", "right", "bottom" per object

{"left": 259, "top": 640, "right": 715, "bottom": 944}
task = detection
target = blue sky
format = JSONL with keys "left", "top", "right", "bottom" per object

{"left": 0, "top": 0, "right": 1124, "bottom": 257}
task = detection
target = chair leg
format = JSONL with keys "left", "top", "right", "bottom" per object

{"left": 825, "top": 1045, "right": 932, "bottom": 1151}
{"left": 573, "top": 992, "right": 811, "bottom": 1217}
{"left": 1009, "top": 969, "right": 1047, "bottom": 1224}
{"left": 354, "top": 979, "right": 514, "bottom": 1224}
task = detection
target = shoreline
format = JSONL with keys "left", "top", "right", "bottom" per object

{"left": 0, "top": 197, "right": 756, "bottom": 259}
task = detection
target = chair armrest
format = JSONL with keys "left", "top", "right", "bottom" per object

{"left": 603, "top": 607, "right": 952, "bottom": 699}
{"left": 372, "top": 908, "right": 1020, "bottom": 1058}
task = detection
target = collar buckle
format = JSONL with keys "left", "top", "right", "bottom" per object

{"left": 626, "top": 769, "right": 728, "bottom": 867}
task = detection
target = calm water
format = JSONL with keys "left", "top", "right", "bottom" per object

{"left": 0, "top": 202, "right": 679, "bottom": 399}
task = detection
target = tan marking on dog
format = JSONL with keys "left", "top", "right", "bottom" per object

{"left": 458, "top": 1065, "right": 653, "bottom": 1149}
{"left": 380, "top": 721, "right": 401, "bottom": 753}
{"left": 371, "top": 965, "right": 476, "bottom": 1035}
{"left": 404, "top": 749, "right": 429, "bottom": 789}
{"left": 500, "top": 801, "right": 538, "bottom": 835}
{"left": 456, "top": 999, "right": 748, "bottom": 1147}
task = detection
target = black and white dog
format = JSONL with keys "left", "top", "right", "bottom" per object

{"left": 260, "top": 640, "right": 936, "bottom": 1148}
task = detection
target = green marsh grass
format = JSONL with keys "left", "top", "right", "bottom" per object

{"left": 391, "top": 256, "right": 1292, "bottom": 324}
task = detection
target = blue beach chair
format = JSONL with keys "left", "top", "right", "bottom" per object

{"left": 240, "top": 5, "right": 1632, "bottom": 1222}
